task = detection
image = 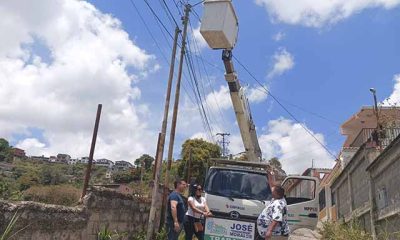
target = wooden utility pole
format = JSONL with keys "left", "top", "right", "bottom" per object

{"left": 146, "top": 26, "right": 181, "bottom": 240}
{"left": 81, "top": 104, "right": 102, "bottom": 200}
{"left": 160, "top": 4, "right": 191, "bottom": 231}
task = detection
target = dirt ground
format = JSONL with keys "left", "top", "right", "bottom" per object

{"left": 289, "top": 228, "right": 322, "bottom": 240}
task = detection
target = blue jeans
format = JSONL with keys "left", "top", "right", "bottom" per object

{"left": 166, "top": 220, "right": 183, "bottom": 240}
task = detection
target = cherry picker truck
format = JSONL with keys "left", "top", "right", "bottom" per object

{"left": 199, "top": 1, "right": 320, "bottom": 239}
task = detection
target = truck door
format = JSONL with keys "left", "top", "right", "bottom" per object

{"left": 281, "top": 176, "right": 319, "bottom": 231}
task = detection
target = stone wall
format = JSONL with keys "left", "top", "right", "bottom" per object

{"left": 0, "top": 187, "right": 160, "bottom": 240}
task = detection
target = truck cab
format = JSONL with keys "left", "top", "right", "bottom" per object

{"left": 203, "top": 159, "right": 319, "bottom": 239}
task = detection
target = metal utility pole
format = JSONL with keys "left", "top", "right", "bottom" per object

{"left": 217, "top": 132, "right": 230, "bottom": 157}
{"left": 146, "top": 25, "right": 182, "bottom": 239}
{"left": 81, "top": 104, "right": 102, "bottom": 200}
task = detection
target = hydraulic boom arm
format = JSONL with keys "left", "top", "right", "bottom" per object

{"left": 222, "top": 50, "right": 262, "bottom": 162}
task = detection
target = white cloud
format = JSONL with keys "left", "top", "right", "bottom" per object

{"left": 259, "top": 118, "right": 335, "bottom": 174}
{"left": 0, "top": 0, "right": 159, "bottom": 162}
{"left": 247, "top": 85, "right": 268, "bottom": 103}
{"left": 205, "top": 85, "right": 232, "bottom": 111}
{"left": 191, "top": 24, "right": 208, "bottom": 53}
{"left": 255, "top": 0, "right": 400, "bottom": 27}
{"left": 384, "top": 74, "right": 400, "bottom": 105}
{"left": 267, "top": 48, "right": 294, "bottom": 79}
{"left": 273, "top": 32, "right": 285, "bottom": 42}
{"left": 16, "top": 138, "right": 48, "bottom": 156}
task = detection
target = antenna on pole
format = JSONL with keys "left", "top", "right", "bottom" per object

{"left": 216, "top": 132, "right": 230, "bottom": 157}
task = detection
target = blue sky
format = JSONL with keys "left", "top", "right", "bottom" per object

{"left": 1, "top": 0, "right": 399, "bottom": 173}
{"left": 90, "top": 0, "right": 399, "bottom": 166}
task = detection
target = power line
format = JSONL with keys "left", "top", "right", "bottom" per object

{"left": 232, "top": 55, "right": 338, "bottom": 160}
{"left": 184, "top": 52, "right": 215, "bottom": 142}
{"left": 161, "top": 0, "right": 180, "bottom": 27}
{"left": 143, "top": 0, "right": 174, "bottom": 40}
{"left": 192, "top": 0, "right": 205, "bottom": 7}
{"left": 186, "top": 23, "right": 221, "bottom": 131}
{"left": 128, "top": 0, "right": 170, "bottom": 64}
{"left": 188, "top": 19, "right": 227, "bottom": 127}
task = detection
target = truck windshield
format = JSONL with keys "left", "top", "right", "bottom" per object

{"left": 204, "top": 168, "right": 272, "bottom": 201}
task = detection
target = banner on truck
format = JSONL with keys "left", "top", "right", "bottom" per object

{"left": 204, "top": 217, "right": 255, "bottom": 240}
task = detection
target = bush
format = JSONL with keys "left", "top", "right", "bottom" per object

{"left": 23, "top": 185, "right": 80, "bottom": 206}
{"left": 319, "top": 221, "right": 373, "bottom": 240}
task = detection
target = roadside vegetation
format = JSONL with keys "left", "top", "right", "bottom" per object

{"left": 320, "top": 221, "right": 373, "bottom": 240}
{"left": 0, "top": 137, "right": 223, "bottom": 207}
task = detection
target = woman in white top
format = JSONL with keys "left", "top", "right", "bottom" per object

{"left": 184, "top": 184, "right": 212, "bottom": 240}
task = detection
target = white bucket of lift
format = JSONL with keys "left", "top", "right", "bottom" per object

{"left": 200, "top": 0, "right": 238, "bottom": 50}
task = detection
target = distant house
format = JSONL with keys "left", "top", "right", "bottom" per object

{"left": 49, "top": 156, "right": 57, "bottom": 163}
{"left": 78, "top": 157, "right": 90, "bottom": 164}
{"left": 57, "top": 154, "right": 71, "bottom": 163}
{"left": 12, "top": 148, "right": 26, "bottom": 160}
{"left": 30, "top": 155, "right": 49, "bottom": 162}
{"left": 114, "top": 160, "right": 134, "bottom": 171}
{"left": 68, "top": 158, "right": 78, "bottom": 165}
{"left": 95, "top": 158, "right": 114, "bottom": 168}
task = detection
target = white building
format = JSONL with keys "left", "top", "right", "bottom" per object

{"left": 95, "top": 158, "right": 114, "bottom": 168}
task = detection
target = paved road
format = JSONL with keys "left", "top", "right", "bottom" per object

{"left": 289, "top": 228, "right": 321, "bottom": 240}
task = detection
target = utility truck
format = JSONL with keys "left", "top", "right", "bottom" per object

{"left": 199, "top": 1, "right": 320, "bottom": 239}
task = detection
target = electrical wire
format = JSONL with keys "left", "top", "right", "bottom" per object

{"left": 232, "top": 55, "right": 339, "bottom": 160}
{"left": 143, "top": 0, "right": 174, "bottom": 40}
{"left": 129, "top": 0, "right": 170, "bottom": 64}
{"left": 188, "top": 19, "right": 227, "bottom": 127}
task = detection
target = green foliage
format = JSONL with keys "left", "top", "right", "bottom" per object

{"left": 268, "top": 157, "right": 282, "bottom": 169}
{"left": 320, "top": 221, "right": 373, "bottom": 240}
{"left": 0, "top": 178, "right": 22, "bottom": 201}
{"left": 155, "top": 227, "right": 167, "bottom": 240}
{"left": 134, "top": 154, "right": 154, "bottom": 171}
{"left": 0, "top": 138, "right": 12, "bottom": 162}
{"left": 1, "top": 158, "right": 112, "bottom": 202}
{"left": 131, "top": 231, "right": 146, "bottom": 240}
{"left": 1, "top": 211, "right": 19, "bottom": 240}
{"left": 22, "top": 185, "right": 80, "bottom": 206}
{"left": 112, "top": 170, "right": 134, "bottom": 184}
{"left": 97, "top": 226, "right": 128, "bottom": 240}
{"left": 178, "top": 138, "right": 221, "bottom": 185}
{"left": 40, "top": 165, "right": 68, "bottom": 185}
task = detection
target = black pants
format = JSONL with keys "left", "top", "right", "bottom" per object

{"left": 184, "top": 215, "right": 204, "bottom": 240}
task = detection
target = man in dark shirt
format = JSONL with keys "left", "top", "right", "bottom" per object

{"left": 167, "top": 179, "right": 187, "bottom": 240}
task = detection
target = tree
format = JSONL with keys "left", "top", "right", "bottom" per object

{"left": 267, "top": 157, "right": 287, "bottom": 177}
{"left": 0, "top": 138, "right": 12, "bottom": 162}
{"left": 268, "top": 157, "right": 282, "bottom": 169}
{"left": 134, "top": 154, "right": 154, "bottom": 171}
{"left": 112, "top": 170, "right": 134, "bottom": 183}
{"left": 178, "top": 138, "right": 221, "bottom": 185}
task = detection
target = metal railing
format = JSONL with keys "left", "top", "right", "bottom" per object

{"left": 350, "top": 128, "right": 400, "bottom": 148}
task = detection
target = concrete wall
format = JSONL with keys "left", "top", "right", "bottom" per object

{"left": 368, "top": 136, "right": 400, "bottom": 239}
{"left": 331, "top": 134, "right": 400, "bottom": 239}
{"left": 0, "top": 187, "right": 161, "bottom": 240}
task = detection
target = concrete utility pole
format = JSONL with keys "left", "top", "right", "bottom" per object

{"left": 159, "top": 4, "right": 191, "bottom": 236}
{"left": 81, "top": 104, "right": 102, "bottom": 200}
{"left": 217, "top": 132, "right": 230, "bottom": 157}
{"left": 146, "top": 24, "right": 183, "bottom": 239}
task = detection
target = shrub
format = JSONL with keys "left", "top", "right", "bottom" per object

{"left": 319, "top": 220, "right": 373, "bottom": 240}
{"left": 23, "top": 185, "right": 80, "bottom": 206}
